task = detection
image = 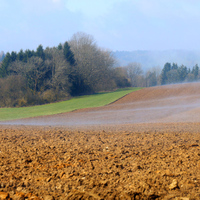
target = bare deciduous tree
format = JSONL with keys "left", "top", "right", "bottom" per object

{"left": 69, "top": 32, "right": 116, "bottom": 94}
{"left": 125, "top": 62, "right": 143, "bottom": 87}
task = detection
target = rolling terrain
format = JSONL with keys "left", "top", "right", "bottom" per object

{"left": 3, "top": 82, "right": 200, "bottom": 126}
{"left": 0, "top": 82, "right": 200, "bottom": 199}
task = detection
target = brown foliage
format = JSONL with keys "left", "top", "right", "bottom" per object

{"left": 0, "top": 75, "right": 26, "bottom": 107}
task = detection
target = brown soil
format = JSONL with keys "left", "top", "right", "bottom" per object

{"left": 4, "top": 82, "right": 200, "bottom": 126}
{"left": 1, "top": 83, "right": 200, "bottom": 199}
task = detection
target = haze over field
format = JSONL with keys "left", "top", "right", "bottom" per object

{"left": 1, "top": 0, "right": 200, "bottom": 53}
{"left": 2, "top": 82, "right": 200, "bottom": 126}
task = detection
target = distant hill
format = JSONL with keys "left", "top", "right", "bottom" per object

{"left": 113, "top": 50, "right": 200, "bottom": 70}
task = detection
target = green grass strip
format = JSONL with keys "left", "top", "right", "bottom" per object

{"left": 0, "top": 87, "right": 142, "bottom": 121}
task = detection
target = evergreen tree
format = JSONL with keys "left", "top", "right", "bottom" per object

{"left": 36, "top": 45, "right": 45, "bottom": 60}
{"left": 192, "top": 64, "right": 199, "bottom": 80}
{"left": 23, "top": 49, "right": 33, "bottom": 62}
{"left": 171, "top": 63, "right": 178, "bottom": 70}
{"left": 26, "top": 49, "right": 33, "bottom": 58}
{"left": 0, "top": 52, "right": 11, "bottom": 77}
{"left": 178, "top": 65, "right": 188, "bottom": 82}
{"left": 10, "top": 51, "right": 17, "bottom": 62}
{"left": 63, "top": 41, "right": 75, "bottom": 66}
{"left": 161, "top": 62, "right": 171, "bottom": 85}
{"left": 57, "top": 43, "right": 63, "bottom": 50}
{"left": 17, "top": 49, "right": 24, "bottom": 61}
{"left": 31, "top": 50, "right": 36, "bottom": 57}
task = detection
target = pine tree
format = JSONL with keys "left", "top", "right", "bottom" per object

{"left": 17, "top": 49, "right": 24, "bottom": 61}
{"left": 36, "top": 45, "right": 45, "bottom": 60}
{"left": 192, "top": 64, "right": 199, "bottom": 80}
{"left": 161, "top": 62, "right": 171, "bottom": 85}
{"left": 178, "top": 65, "right": 188, "bottom": 82}
{"left": 63, "top": 41, "right": 75, "bottom": 66}
{"left": 24, "top": 49, "right": 34, "bottom": 62}
{"left": 10, "top": 51, "right": 17, "bottom": 62}
{"left": 57, "top": 43, "right": 63, "bottom": 50}
{"left": 0, "top": 52, "right": 11, "bottom": 77}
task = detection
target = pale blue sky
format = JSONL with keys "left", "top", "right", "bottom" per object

{"left": 1, "top": 0, "right": 200, "bottom": 53}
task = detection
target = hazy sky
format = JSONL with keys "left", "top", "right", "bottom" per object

{"left": 1, "top": 0, "right": 200, "bottom": 53}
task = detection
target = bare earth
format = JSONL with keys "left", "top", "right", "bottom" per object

{"left": 1, "top": 82, "right": 200, "bottom": 199}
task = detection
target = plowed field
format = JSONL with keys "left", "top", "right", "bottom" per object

{"left": 1, "top": 82, "right": 200, "bottom": 199}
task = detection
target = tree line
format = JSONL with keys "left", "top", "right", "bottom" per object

{"left": 115, "top": 62, "right": 199, "bottom": 88}
{"left": 0, "top": 32, "right": 199, "bottom": 108}
{"left": 0, "top": 32, "right": 131, "bottom": 107}
{"left": 160, "top": 62, "right": 199, "bottom": 84}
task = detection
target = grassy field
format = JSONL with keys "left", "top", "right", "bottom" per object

{"left": 0, "top": 87, "right": 142, "bottom": 121}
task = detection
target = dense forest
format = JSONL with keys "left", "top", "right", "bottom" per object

{"left": 0, "top": 32, "right": 131, "bottom": 107}
{"left": 0, "top": 32, "right": 199, "bottom": 108}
